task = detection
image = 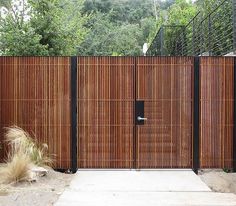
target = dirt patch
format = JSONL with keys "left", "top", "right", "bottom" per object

{"left": 199, "top": 169, "right": 236, "bottom": 194}
{"left": 0, "top": 169, "right": 74, "bottom": 206}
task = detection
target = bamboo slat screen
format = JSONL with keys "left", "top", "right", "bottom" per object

{"left": 0, "top": 57, "right": 71, "bottom": 168}
{"left": 200, "top": 57, "right": 234, "bottom": 168}
{"left": 136, "top": 57, "right": 193, "bottom": 168}
{"left": 77, "top": 57, "right": 135, "bottom": 168}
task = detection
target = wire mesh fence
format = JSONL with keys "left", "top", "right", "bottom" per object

{"left": 147, "top": 0, "right": 235, "bottom": 56}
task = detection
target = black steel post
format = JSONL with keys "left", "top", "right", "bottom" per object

{"left": 133, "top": 57, "right": 137, "bottom": 168}
{"left": 160, "top": 27, "right": 164, "bottom": 56}
{"left": 233, "top": 57, "right": 236, "bottom": 172}
{"left": 208, "top": 14, "right": 212, "bottom": 56}
{"left": 181, "top": 28, "right": 185, "bottom": 56}
{"left": 71, "top": 56, "right": 77, "bottom": 173}
{"left": 193, "top": 57, "right": 200, "bottom": 174}
{"left": 200, "top": 21, "right": 203, "bottom": 55}
{"left": 192, "top": 19, "right": 195, "bottom": 56}
{"left": 183, "top": 27, "right": 187, "bottom": 56}
{"left": 175, "top": 38, "right": 178, "bottom": 55}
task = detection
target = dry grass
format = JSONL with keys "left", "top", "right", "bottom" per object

{"left": 0, "top": 186, "right": 8, "bottom": 196}
{"left": 0, "top": 153, "right": 31, "bottom": 184}
{"left": 0, "top": 190, "right": 8, "bottom": 196}
{"left": 4, "top": 126, "right": 53, "bottom": 167}
{"left": 0, "top": 126, "right": 53, "bottom": 184}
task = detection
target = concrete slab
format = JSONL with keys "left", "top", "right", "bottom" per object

{"left": 55, "top": 170, "right": 236, "bottom": 206}
{"left": 70, "top": 170, "right": 211, "bottom": 192}
{"left": 55, "top": 191, "right": 236, "bottom": 206}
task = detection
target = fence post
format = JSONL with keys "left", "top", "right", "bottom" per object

{"left": 234, "top": 57, "right": 236, "bottom": 172}
{"left": 233, "top": 0, "right": 236, "bottom": 54}
{"left": 71, "top": 56, "right": 77, "bottom": 173}
{"left": 208, "top": 14, "right": 212, "bottom": 56}
{"left": 182, "top": 27, "right": 186, "bottom": 56}
{"left": 160, "top": 27, "right": 164, "bottom": 55}
{"left": 192, "top": 19, "right": 195, "bottom": 56}
{"left": 180, "top": 27, "right": 185, "bottom": 56}
{"left": 193, "top": 57, "right": 200, "bottom": 174}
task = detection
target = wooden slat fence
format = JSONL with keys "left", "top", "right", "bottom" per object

{"left": 200, "top": 57, "right": 234, "bottom": 168}
{"left": 0, "top": 57, "right": 71, "bottom": 168}
{"left": 0, "top": 56, "right": 235, "bottom": 170}
{"left": 77, "top": 57, "right": 135, "bottom": 168}
{"left": 136, "top": 57, "right": 193, "bottom": 168}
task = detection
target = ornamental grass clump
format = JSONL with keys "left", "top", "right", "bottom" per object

{"left": 0, "top": 153, "right": 31, "bottom": 184}
{"left": 0, "top": 185, "right": 8, "bottom": 196}
{"left": 0, "top": 126, "right": 53, "bottom": 184}
{"left": 4, "top": 126, "right": 53, "bottom": 167}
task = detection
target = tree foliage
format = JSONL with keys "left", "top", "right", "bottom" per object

{"left": 0, "top": 0, "right": 224, "bottom": 56}
{"left": 0, "top": 0, "right": 88, "bottom": 56}
{"left": 166, "top": 0, "right": 197, "bottom": 25}
{"left": 79, "top": 0, "right": 159, "bottom": 55}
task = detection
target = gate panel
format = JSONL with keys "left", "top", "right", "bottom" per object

{"left": 200, "top": 57, "right": 234, "bottom": 168}
{"left": 77, "top": 57, "right": 135, "bottom": 168}
{"left": 136, "top": 57, "right": 193, "bottom": 168}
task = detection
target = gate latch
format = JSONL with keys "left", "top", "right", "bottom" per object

{"left": 135, "top": 101, "right": 147, "bottom": 125}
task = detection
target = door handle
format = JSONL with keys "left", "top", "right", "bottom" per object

{"left": 136, "top": 101, "right": 145, "bottom": 125}
{"left": 137, "top": 116, "right": 147, "bottom": 121}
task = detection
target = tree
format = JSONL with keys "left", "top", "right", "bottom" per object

{"left": 29, "top": 0, "right": 88, "bottom": 55}
{"left": 1, "top": 0, "right": 202, "bottom": 56}
{"left": 107, "top": 24, "right": 142, "bottom": 56}
{"left": 195, "top": 0, "right": 223, "bottom": 14}
{"left": 166, "top": 0, "right": 197, "bottom": 25}
{"left": 0, "top": 0, "right": 88, "bottom": 56}
{"left": 77, "top": 13, "right": 114, "bottom": 55}
{"left": 0, "top": 0, "right": 48, "bottom": 55}
{"left": 0, "top": 0, "right": 11, "bottom": 8}
{"left": 79, "top": 0, "right": 158, "bottom": 55}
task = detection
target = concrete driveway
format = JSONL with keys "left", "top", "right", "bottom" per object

{"left": 55, "top": 170, "right": 236, "bottom": 206}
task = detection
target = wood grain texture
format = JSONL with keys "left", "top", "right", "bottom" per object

{"left": 136, "top": 57, "right": 194, "bottom": 168}
{"left": 77, "top": 57, "right": 135, "bottom": 168}
{"left": 200, "top": 57, "right": 234, "bottom": 168}
{"left": 0, "top": 57, "right": 71, "bottom": 169}
{"left": 0, "top": 56, "right": 234, "bottom": 169}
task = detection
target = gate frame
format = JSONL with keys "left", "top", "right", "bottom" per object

{"left": 70, "top": 56, "right": 236, "bottom": 173}
{"left": 193, "top": 57, "right": 200, "bottom": 174}
{"left": 71, "top": 56, "right": 78, "bottom": 173}
{"left": 234, "top": 57, "right": 236, "bottom": 172}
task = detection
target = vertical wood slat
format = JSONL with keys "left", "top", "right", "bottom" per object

{"left": 136, "top": 57, "right": 193, "bottom": 168}
{"left": 200, "top": 57, "right": 234, "bottom": 168}
{"left": 77, "top": 57, "right": 135, "bottom": 168}
{"left": 0, "top": 57, "right": 71, "bottom": 169}
{"left": 0, "top": 56, "right": 235, "bottom": 169}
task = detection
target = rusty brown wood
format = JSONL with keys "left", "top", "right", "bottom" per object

{"left": 200, "top": 57, "right": 234, "bottom": 168}
{"left": 0, "top": 57, "right": 71, "bottom": 169}
{"left": 136, "top": 57, "right": 194, "bottom": 168}
{"left": 0, "top": 56, "right": 234, "bottom": 169}
{"left": 77, "top": 57, "right": 135, "bottom": 168}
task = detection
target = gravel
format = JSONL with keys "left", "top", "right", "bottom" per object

{"left": 199, "top": 169, "right": 236, "bottom": 194}
{"left": 0, "top": 168, "right": 74, "bottom": 206}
